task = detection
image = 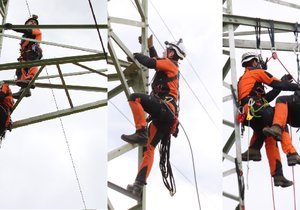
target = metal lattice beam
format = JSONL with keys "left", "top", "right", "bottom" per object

{"left": 107, "top": 1, "right": 148, "bottom": 209}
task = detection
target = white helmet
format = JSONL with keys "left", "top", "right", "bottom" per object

{"left": 241, "top": 52, "right": 258, "bottom": 67}
{"left": 165, "top": 39, "right": 186, "bottom": 60}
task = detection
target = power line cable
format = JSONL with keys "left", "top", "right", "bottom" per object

{"left": 24, "top": 0, "right": 32, "bottom": 17}
{"left": 108, "top": 100, "right": 134, "bottom": 126}
{"left": 148, "top": 29, "right": 220, "bottom": 131}
{"left": 148, "top": 0, "right": 176, "bottom": 41}
{"left": 148, "top": 0, "right": 220, "bottom": 112}
{"left": 180, "top": 72, "right": 220, "bottom": 132}
{"left": 45, "top": 67, "right": 87, "bottom": 209}
{"left": 87, "top": 0, "right": 108, "bottom": 63}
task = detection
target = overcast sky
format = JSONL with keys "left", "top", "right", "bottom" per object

{"left": 223, "top": 0, "right": 300, "bottom": 209}
{"left": 108, "top": 1, "right": 221, "bottom": 210}
{"left": 1, "top": 1, "right": 223, "bottom": 210}
{"left": 0, "top": 0, "right": 107, "bottom": 209}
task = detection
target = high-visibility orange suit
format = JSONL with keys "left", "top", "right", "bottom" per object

{"left": 0, "top": 84, "right": 14, "bottom": 137}
{"left": 121, "top": 37, "right": 185, "bottom": 196}
{"left": 238, "top": 52, "right": 300, "bottom": 187}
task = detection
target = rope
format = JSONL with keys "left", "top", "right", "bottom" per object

{"left": 245, "top": 122, "right": 251, "bottom": 190}
{"left": 271, "top": 177, "right": 276, "bottom": 210}
{"left": 178, "top": 120, "right": 201, "bottom": 210}
{"left": 45, "top": 67, "right": 87, "bottom": 209}
{"left": 161, "top": 99, "right": 201, "bottom": 210}
{"left": 292, "top": 166, "right": 297, "bottom": 210}
{"left": 159, "top": 135, "right": 176, "bottom": 196}
{"left": 271, "top": 52, "right": 298, "bottom": 83}
{"left": 293, "top": 22, "right": 300, "bottom": 84}
{"left": 289, "top": 125, "right": 297, "bottom": 210}
{"left": 87, "top": 0, "right": 108, "bottom": 63}
{"left": 24, "top": 0, "right": 32, "bottom": 17}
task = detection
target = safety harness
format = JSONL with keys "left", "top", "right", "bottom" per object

{"left": 151, "top": 67, "right": 179, "bottom": 195}
{"left": 0, "top": 85, "right": 13, "bottom": 148}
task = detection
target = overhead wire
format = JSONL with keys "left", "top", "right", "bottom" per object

{"left": 23, "top": 2, "right": 87, "bottom": 207}
{"left": 87, "top": 0, "right": 108, "bottom": 63}
{"left": 45, "top": 67, "right": 87, "bottom": 209}
{"left": 24, "top": 0, "right": 32, "bottom": 17}
{"left": 149, "top": 0, "right": 221, "bottom": 113}
{"left": 128, "top": 0, "right": 220, "bottom": 131}
{"left": 108, "top": 100, "right": 134, "bottom": 127}
{"left": 147, "top": 0, "right": 220, "bottom": 132}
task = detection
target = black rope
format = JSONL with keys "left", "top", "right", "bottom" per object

{"left": 87, "top": 0, "right": 108, "bottom": 63}
{"left": 235, "top": 158, "right": 245, "bottom": 210}
{"left": 24, "top": 0, "right": 32, "bottom": 17}
{"left": 159, "top": 134, "right": 176, "bottom": 196}
{"left": 255, "top": 18, "right": 261, "bottom": 50}
{"left": 268, "top": 20, "right": 275, "bottom": 50}
{"left": 294, "top": 22, "right": 300, "bottom": 83}
{"left": 160, "top": 100, "right": 202, "bottom": 209}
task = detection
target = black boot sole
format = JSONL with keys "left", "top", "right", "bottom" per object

{"left": 263, "top": 128, "right": 282, "bottom": 141}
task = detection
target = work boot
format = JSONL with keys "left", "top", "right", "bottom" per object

{"left": 121, "top": 127, "right": 148, "bottom": 146}
{"left": 16, "top": 78, "right": 35, "bottom": 89}
{"left": 127, "top": 180, "right": 145, "bottom": 197}
{"left": 287, "top": 152, "right": 300, "bottom": 166}
{"left": 12, "top": 88, "right": 31, "bottom": 99}
{"left": 273, "top": 175, "right": 293, "bottom": 188}
{"left": 241, "top": 148, "right": 261, "bottom": 161}
{"left": 263, "top": 125, "right": 282, "bottom": 141}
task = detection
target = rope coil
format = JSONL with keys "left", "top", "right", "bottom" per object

{"left": 159, "top": 135, "right": 176, "bottom": 196}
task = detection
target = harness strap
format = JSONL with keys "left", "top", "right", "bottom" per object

{"left": 165, "top": 74, "right": 178, "bottom": 83}
{"left": 255, "top": 18, "right": 261, "bottom": 50}
{"left": 268, "top": 19, "right": 275, "bottom": 51}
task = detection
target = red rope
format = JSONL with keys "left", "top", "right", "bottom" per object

{"left": 289, "top": 125, "right": 297, "bottom": 210}
{"left": 271, "top": 52, "right": 298, "bottom": 83}
{"left": 292, "top": 166, "right": 297, "bottom": 210}
{"left": 271, "top": 177, "right": 276, "bottom": 210}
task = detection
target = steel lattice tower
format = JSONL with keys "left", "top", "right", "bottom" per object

{"left": 107, "top": 0, "right": 149, "bottom": 209}
{"left": 223, "top": 0, "right": 300, "bottom": 209}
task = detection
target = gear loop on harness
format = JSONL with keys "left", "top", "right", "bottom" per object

{"left": 246, "top": 97, "right": 269, "bottom": 120}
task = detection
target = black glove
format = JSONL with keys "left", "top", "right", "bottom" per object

{"left": 281, "top": 74, "right": 293, "bottom": 83}
{"left": 258, "top": 54, "right": 268, "bottom": 70}
{"left": 138, "top": 35, "right": 153, "bottom": 48}
{"left": 3, "top": 23, "right": 13, "bottom": 30}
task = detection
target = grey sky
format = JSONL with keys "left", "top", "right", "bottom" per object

{"left": 0, "top": 0, "right": 107, "bottom": 209}
{"left": 108, "top": 1, "right": 221, "bottom": 210}
{"left": 1, "top": 0, "right": 224, "bottom": 210}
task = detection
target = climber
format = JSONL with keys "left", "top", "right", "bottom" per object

{"left": 238, "top": 51, "right": 300, "bottom": 187}
{"left": 263, "top": 91, "right": 300, "bottom": 141}
{"left": 121, "top": 35, "right": 185, "bottom": 196}
{"left": 3, "top": 14, "right": 42, "bottom": 99}
{"left": 0, "top": 83, "right": 14, "bottom": 139}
